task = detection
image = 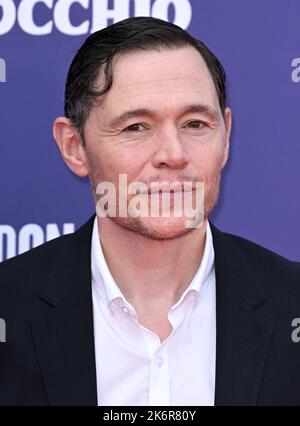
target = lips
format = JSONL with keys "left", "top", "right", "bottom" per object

{"left": 146, "top": 189, "right": 194, "bottom": 195}
{"left": 143, "top": 182, "right": 197, "bottom": 195}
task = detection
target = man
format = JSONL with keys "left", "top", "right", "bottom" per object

{"left": 1, "top": 17, "right": 300, "bottom": 406}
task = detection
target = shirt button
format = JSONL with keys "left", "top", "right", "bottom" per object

{"left": 121, "top": 306, "right": 129, "bottom": 315}
{"left": 154, "top": 356, "right": 164, "bottom": 368}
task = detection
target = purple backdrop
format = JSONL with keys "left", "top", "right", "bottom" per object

{"left": 0, "top": 0, "right": 300, "bottom": 261}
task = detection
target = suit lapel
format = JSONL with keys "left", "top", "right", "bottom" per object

{"left": 210, "top": 224, "right": 275, "bottom": 406}
{"left": 31, "top": 215, "right": 98, "bottom": 406}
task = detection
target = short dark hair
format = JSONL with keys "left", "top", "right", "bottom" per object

{"left": 64, "top": 16, "right": 227, "bottom": 142}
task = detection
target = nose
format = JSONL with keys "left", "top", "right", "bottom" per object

{"left": 152, "top": 125, "right": 189, "bottom": 170}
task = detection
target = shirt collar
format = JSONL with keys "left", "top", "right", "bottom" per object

{"left": 170, "top": 219, "right": 215, "bottom": 309}
{"left": 91, "top": 217, "right": 215, "bottom": 308}
{"left": 91, "top": 217, "right": 124, "bottom": 306}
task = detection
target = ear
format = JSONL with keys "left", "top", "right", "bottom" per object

{"left": 53, "top": 116, "right": 89, "bottom": 177}
{"left": 221, "top": 107, "right": 232, "bottom": 169}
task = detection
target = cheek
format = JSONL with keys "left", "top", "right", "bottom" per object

{"left": 90, "top": 149, "right": 145, "bottom": 188}
{"left": 192, "top": 145, "right": 225, "bottom": 178}
{"left": 114, "top": 144, "right": 150, "bottom": 177}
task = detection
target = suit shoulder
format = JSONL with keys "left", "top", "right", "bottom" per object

{"left": 224, "top": 231, "right": 297, "bottom": 265}
{"left": 223, "top": 230, "right": 300, "bottom": 292}
{"left": 0, "top": 232, "right": 72, "bottom": 294}
{"left": 0, "top": 231, "right": 72, "bottom": 270}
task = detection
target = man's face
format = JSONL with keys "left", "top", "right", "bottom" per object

{"left": 81, "top": 46, "right": 231, "bottom": 240}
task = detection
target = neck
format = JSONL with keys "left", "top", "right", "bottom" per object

{"left": 97, "top": 217, "right": 208, "bottom": 310}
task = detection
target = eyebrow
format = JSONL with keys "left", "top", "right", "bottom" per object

{"left": 109, "top": 103, "right": 220, "bottom": 128}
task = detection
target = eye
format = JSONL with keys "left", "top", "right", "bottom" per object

{"left": 124, "top": 123, "right": 146, "bottom": 132}
{"left": 185, "top": 120, "right": 206, "bottom": 129}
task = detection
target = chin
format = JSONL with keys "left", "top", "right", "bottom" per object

{"left": 111, "top": 216, "right": 199, "bottom": 241}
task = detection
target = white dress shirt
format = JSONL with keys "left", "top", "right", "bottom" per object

{"left": 91, "top": 217, "right": 216, "bottom": 406}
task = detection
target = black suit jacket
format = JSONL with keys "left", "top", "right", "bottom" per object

{"left": 1, "top": 214, "right": 300, "bottom": 406}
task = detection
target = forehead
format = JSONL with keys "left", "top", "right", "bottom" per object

{"left": 96, "top": 47, "right": 220, "bottom": 116}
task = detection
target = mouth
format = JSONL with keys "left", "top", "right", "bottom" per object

{"left": 145, "top": 190, "right": 195, "bottom": 197}
{"left": 143, "top": 182, "right": 197, "bottom": 195}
